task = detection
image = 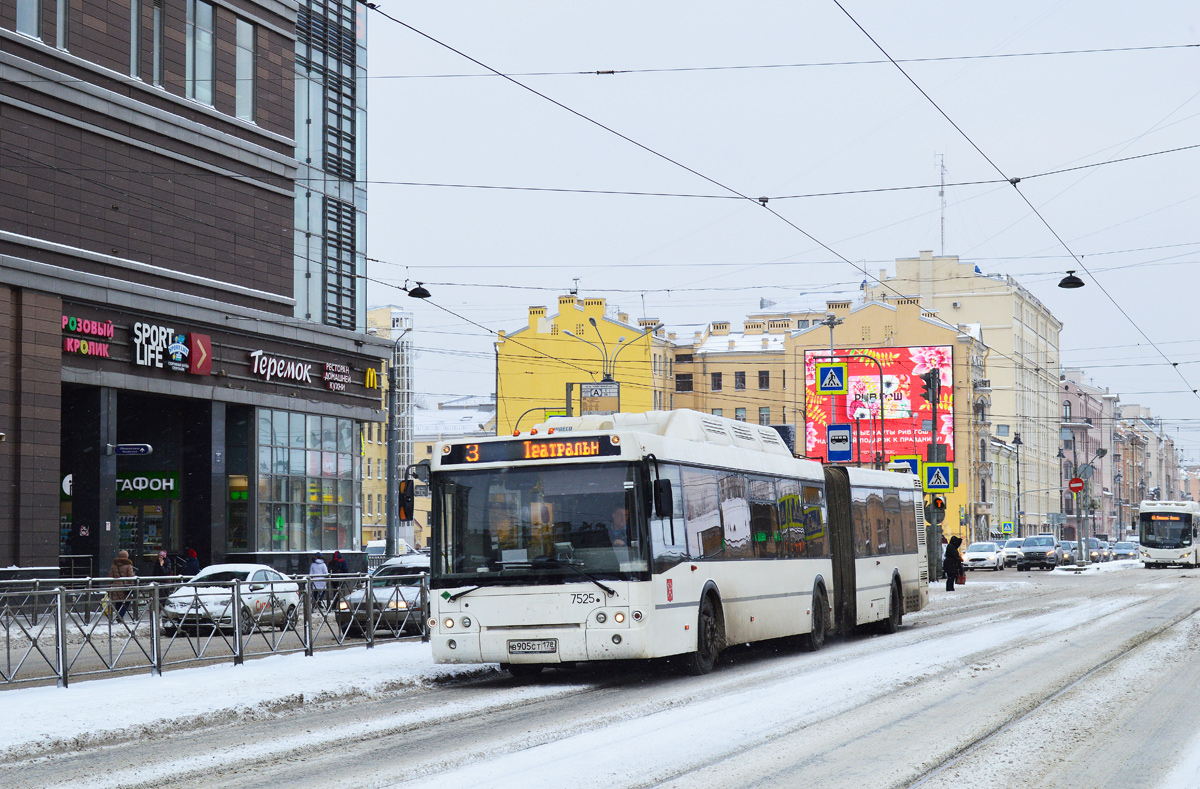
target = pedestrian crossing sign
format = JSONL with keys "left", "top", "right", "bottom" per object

{"left": 1001, "top": 521, "right": 1013, "bottom": 534}
{"left": 923, "top": 462, "right": 953, "bottom": 492}
{"left": 815, "top": 362, "right": 848, "bottom": 394}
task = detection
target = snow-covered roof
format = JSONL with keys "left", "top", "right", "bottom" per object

{"left": 437, "top": 395, "right": 495, "bottom": 411}
{"left": 693, "top": 332, "right": 787, "bottom": 354}
{"left": 414, "top": 407, "right": 494, "bottom": 439}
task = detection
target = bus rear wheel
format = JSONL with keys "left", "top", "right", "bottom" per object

{"left": 879, "top": 581, "right": 902, "bottom": 634}
{"left": 803, "top": 588, "right": 827, "bottom": 652}
{"left": 683, "top": 595, "right": 721, "bottom": 675}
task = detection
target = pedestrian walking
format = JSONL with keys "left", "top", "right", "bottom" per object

{"left": 108, "top": 550, "right": 137, "bottom": 619}
{"left": 182, "top": 548, "right": 200, "bottom": 577}
{"left": 328, "top": 550, "right": 349, "bottom": 607}
{"left": 310, "top": 553, "right": 329, "bottom": 610}
{"left": 943, "top": 535, "right": 964, "bottom": 592}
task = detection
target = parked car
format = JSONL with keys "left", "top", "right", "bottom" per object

{"left": 1112, "top": 542, "right": 1139, "bottom": 560}
{"left": 162, "top": 564, "right": 300, "bottom": 635}
{"left": 337, "top": 556, "right": 428, "bottom": 637}
{"left": 963, "top": 542, "right": 1004, "bottom": 571}
{"left": 1017, "top": 535, "right": 1063, "bottom": 571}
{"left": 1058, "top": 540, "right": 1079, "bottom": 564}
{"left": 1001, "top": 538, "right": 1025, "bottom": 567}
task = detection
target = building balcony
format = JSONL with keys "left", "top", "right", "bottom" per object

{"left": 973, "top": 379, "right": 992, "bottom": 392}
{"left": 976, "top": 460, "right": 993, "bottom": 477}
{"left": 972, "top": 501, "right": 994, "bottom": 515}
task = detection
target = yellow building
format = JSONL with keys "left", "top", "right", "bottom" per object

{"left": 496, "top": 296, "right": 674, "bottom": 435}
{"left": 867, "top": 251, "right": 1062, "bottom": 535}
{"left": 784, "top": 298, "right": 991, "bottom": 544}
{"left": 361, "top": 419, "right": 386, "bottom": 545}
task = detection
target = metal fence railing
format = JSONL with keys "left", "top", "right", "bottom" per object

{"left": 0, "top": 571, "right": 428, "bottom": 688}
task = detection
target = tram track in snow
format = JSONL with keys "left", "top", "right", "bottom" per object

{"left": 902, "top": 598, "right": 1200, "bottom": 789}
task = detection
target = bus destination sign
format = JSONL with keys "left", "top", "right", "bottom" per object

{"left": 442, "top": 436, "right": 622, "bottom": 465}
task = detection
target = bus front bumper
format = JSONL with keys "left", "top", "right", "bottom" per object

{"left": 431, "top": 626, "right": 650, "bottom": 665}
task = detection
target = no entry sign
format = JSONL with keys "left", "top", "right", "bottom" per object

{"left": 1068, "top": 477, "right": 1085, "bottom": 494}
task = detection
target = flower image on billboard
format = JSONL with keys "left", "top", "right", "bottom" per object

{"left": 804, "top": 345, "right": 954, "bottom": 462}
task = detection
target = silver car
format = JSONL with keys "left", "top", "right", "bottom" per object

{"left": 336, "top": 560, "right": 427, "bottom": 637}
{"left": 1001, "top": 538, "right": 1024, "bottom": 567}
{"left": 162, "top": 564, "right": 300, "bottom": 635}
{"left": 1017, "top": 535, "right": 1063, "bottom": 571}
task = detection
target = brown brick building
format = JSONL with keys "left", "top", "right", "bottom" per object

{"left": 0, "top": 0, "right": 384, "bottom": 577}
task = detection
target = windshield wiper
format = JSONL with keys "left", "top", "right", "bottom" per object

{"left": 446, "top": 586, "right": 480, "bottom": 602}
{"left": 530, "top": 558, "right": 616, "bottom": 597}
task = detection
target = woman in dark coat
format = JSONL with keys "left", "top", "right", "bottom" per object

{"left": 943, "top": 535, "right": 964, "bottom": 591}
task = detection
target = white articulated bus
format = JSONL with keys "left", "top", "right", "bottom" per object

{"left": 424, "top": 410, "right": 929, "bottom": 676}
{"left": 1138, "top": 500, "right": 1200, "bottom": 568}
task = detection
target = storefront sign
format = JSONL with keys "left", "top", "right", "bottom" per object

{"left": 133, "top": 321, "right": 190, "bottom": 371}
{"left": 62, "top": 315, "right": 114, "bottom": 358}
{"left": 323, "top": 362, "right": 352, "bottom": 392}
{"left": 249, "top": 349, "right": 313, "bottom": 384}
{"left": 188, "top": 333, "right": 212, "bottom": 375}
{"left": 61, "top": 472, "right": 180, "bottom": 500}
{"left": 365, "top": 366, "right": 379, "bottom": 389}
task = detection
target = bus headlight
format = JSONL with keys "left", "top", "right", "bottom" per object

{"left": 443, "top": 618, "right": 455, "bottom": 629}
{"left": 614, "top": 612, "right": 625, "bottom": 623}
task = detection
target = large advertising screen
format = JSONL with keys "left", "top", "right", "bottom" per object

{"left": 804, "top": 345, "right": 954, "bottom": 462}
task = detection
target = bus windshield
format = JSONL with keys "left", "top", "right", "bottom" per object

{"left": 431, "top": 462, "right": 649, "bottom": 585}
{"left": 1140, "top": 512, "right": 1193, "bottom": 549}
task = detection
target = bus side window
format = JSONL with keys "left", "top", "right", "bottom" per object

{"left": 801, "top": 483, "right": 827, "bottom": 558}
{"left": 682, "top": 467, "right": 721, "bottom": 559}
{"left": 651, "top": 464, "right": 687, "bottom": 572}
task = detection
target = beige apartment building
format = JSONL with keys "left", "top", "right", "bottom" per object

{"left": 868, "top": 251, "right": 1062, "bottom": 537}
{"left": 673, "top": 309, "right": 826, "bottom": 426}
{"left": 784, "top": 298, "right": 990, "bottom": 543}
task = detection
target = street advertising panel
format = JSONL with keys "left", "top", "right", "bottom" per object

{"left": 804, "top": 345, "right": 954, "bottom": 462}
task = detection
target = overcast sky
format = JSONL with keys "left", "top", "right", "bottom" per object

{"left": 364, "top": 1, "right": 1200, "bottom": 459}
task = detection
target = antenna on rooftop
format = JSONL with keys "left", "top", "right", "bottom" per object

{"left": 937, "top": 154, "right": 947, "bottom": 256}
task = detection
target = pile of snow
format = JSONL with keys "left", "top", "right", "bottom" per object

{"left": 0, "top": 642, "right": 494, "bottom": 758}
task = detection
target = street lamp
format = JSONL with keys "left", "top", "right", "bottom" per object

{"left": 385, "top": 326, "right": 412, "bottom": 558}
{"left": 564, "top": 320, "right": 663, "bottom": 383}
{"left": 1012, "top": 432, "right": 1023, "bottom": 537}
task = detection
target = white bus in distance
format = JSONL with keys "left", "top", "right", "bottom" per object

{"left": 1138, "top": 500, "right": 1200, "bottom": 568}
{"left": 425, "top": 409, "right": 929, "bottom": 677}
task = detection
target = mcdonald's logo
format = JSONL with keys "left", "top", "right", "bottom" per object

{"left": 365, "top": 366, "right": 378, "bottom": 389}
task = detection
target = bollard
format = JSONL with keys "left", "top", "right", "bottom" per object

{"left": 232, "top": 582, "right": 244, "bottom": 666}
{"left": 365, "top": 578, "right": 374, "bottom": 649}
{"left": 149, "top": 583, "right": 162, "bottom": 676}
{"left": 303, "top": 577, "right": 313, "bottom": 657}
{"left": 56, "top": 587, "right": 68, "bottom": 689}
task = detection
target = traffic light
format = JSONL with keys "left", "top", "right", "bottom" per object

{"left": 926, "top": 494, "right": 947, "bottom": 526}
{"left": 397, "top": 479, "right": 415, "bottom": 521}
{"left": 919, "top": 369, "right": 941, "bottom": 405}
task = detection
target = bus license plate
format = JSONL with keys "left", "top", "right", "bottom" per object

{"left": 507, "top": 639, "right": 557, "bottom": 654}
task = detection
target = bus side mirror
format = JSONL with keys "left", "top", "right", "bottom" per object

{"left": 398, "top": 479, "right": 415, "bottom": 521}
{"left": 654, "top": 479, "right": 674, "bottom": 518}
{"left": 412, "top": 460, "right": 430, "bottom": 484}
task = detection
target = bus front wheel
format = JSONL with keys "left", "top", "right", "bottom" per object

{"left": 683, "top": 595, "right": 721, "bottom": 675}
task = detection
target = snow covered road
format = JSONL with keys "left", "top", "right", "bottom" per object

{"left": 2, "top": 563, "right": 1199, "bottom": 788}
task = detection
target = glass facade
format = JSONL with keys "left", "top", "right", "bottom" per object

{"left": 293, "top": 0, "right": 366, "bottom": 331}
{"left": 256, "top": 408, "right": 360, "bottom": 553}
